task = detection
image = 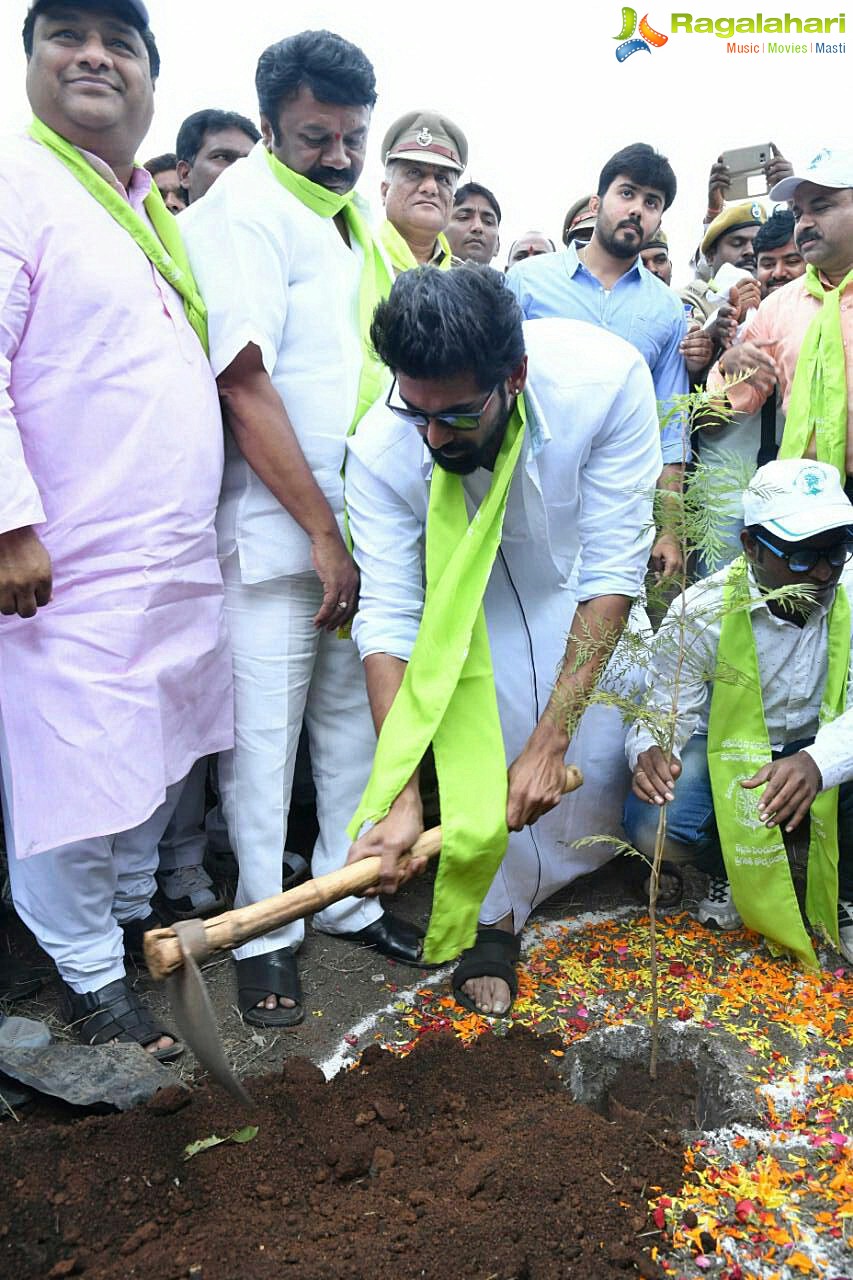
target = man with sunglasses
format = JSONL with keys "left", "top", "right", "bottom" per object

{"left": 345, "top": 266, "right": 662, "bottom": 1017}
{"left": 625, "top": 459, "right": 853, "bottom": 964}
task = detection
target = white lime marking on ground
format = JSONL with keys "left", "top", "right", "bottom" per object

{"left": 319, "top": 908, "right": 629, "bottom": 1079}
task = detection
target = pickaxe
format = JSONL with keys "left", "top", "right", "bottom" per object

{"left": 143, "top": 765, "right": 583, "bottom": 1103}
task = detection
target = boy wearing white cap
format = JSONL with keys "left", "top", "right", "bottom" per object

{"left": 625, "top": 459, "right": 853, "bottom": 967}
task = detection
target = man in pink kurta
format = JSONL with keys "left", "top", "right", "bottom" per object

{"left": 0, "top": 0, "right": 232, "bottom": 1059}
{"left": 707, "top": 148, "right": 853, "bottom": 486}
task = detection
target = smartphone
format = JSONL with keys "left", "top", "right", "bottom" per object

{"left": 720, "top": 143, "right": 772, "bottom": 199}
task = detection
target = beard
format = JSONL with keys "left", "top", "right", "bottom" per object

{"left": 427, "top": 390, "right": 513, "bottom": 475}
{"left": 597, "top": 219, "right": 643, "bottom": 260}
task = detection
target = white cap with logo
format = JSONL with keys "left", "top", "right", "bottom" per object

{"left": 743, "top": 459, "right": 853, "bottom": 541}
{"left": 770, "top": 146, "right": 853, "bottom": 202}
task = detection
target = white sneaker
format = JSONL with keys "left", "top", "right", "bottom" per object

{"left": 697, "top": 877, "right": 743, "bottom": 931}
{"left": 838, "top": 900, "right": 853, "bottom": 964}
{"left": 156, "top": 865, "right": 224, "bottom": 919}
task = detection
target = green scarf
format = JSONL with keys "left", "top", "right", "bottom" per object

{"left": 265, "top": 151, "right": 391, "bottom": 432}
{"left": 707, "top": 556, "right": 849, "bottom": 969}
{"left": 380, "top": 219, "right": 454, "bottom": 276}
{"left": 29, "top": 116, "right": 208, "bottom": 354}
{"left": 348, "top": 398, "right": 528, "bottom": 963}
{"left": 778, "top": 263, "right": 853, "bottom": 481}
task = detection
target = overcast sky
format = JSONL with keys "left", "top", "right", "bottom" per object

{"left": 2, "top": 1, "right": 848, "bottom": 286}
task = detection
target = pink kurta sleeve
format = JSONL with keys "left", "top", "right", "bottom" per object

{"left": 0, "top": 176, "right": 46, "bottom": 535}
{"left": 706, "top": 301, "right": 777, "bottom": 418}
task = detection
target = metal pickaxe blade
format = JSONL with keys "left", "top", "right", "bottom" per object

{"left": 144, "top": 767, "right": 583, "bottom": 1095}
{"left": 167, "top": 919, "right": 252, "bottom": 1106}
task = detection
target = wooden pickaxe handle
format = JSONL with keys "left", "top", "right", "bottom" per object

{"left": 143, "top": 764, "right": 583, "bottom": 980}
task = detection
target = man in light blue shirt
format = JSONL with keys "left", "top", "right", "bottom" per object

{"left": 506, "top": 143, "right": 689, "bottom": 576}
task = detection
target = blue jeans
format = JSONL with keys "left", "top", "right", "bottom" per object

{"left": 623, "top": 735, "right": 853, "bottom": 899}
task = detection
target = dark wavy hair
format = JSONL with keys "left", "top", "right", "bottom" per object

{"left": 597, "top": 143, "right": 677, "bottom": 211}
{"left": 176, "top": 109, "right": 260, "bottom": 165}
{"left": 256, "top": 30, "right": 376, "bottom": 143}
{"left": 23, "top": 1, "right": 160, "bottom": 80}
{"left": 370, "top": 266, "right": 525, "bottom": 390}
{"left": 754, "top": 209, "right": 797, "bottom": 255}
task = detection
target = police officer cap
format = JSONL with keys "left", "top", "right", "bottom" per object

{"left": 701, "top": 201, "right": 766, "bottom": 256}
{"left": 561, "top": 195, "right": 596, "bottom": 245}
{"left": 382, "top": 110, "right": 468, "bottom": 173}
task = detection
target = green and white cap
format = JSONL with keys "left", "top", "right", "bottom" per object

{"left": 744, "top": 460, "right": 853, "bottom": 541}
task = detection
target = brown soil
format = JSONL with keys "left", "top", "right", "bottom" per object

{"left": 0, "top": 1029, "right": 688, "bottom": 1280}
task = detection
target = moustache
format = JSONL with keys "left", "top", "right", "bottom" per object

{"left": 305, "top": 164, "right": 356, "bottom": 190}
{"left": 797, "top": 231, "right": 820, "bottom": 249}
{"left": 618, "top": 220, "right": 642, "bottom": 232}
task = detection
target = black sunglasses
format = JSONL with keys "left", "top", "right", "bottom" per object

{"left": 753, "top": 531, "right": 853, "bottom": 574}
{"left": 385, "top": 378, "right": 500, "bottom": 432}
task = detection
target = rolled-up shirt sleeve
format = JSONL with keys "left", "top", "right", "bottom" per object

{"left": 0, "top": 177, "right": 45, "bottom": 535}
{"left": 182, "top": 205, "right": 288, "bottom": 380}
{"left": 347, "top": 441, "right": 425, "bottom": 663}
{"left": 575, "top": 354, "right": 662, "bottom": 602}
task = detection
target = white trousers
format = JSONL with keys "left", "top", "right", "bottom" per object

{"left": 479, "top": 702, "right": 632, "bottom": 930}
{"left": 220, "top": 561, "right": 381, "bottom": 960}
{"left": 2, "top": 759, "right": 183, "bottom": 994}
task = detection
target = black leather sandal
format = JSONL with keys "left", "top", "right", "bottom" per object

{"left": 235, "top": 949, "right": 304, "bottom": 1028}
{"left": 62, "top": 978, "right": 183, "bottom": 1062}
{"left": 452, "top": 927, "right": 521, "bottom": 1019}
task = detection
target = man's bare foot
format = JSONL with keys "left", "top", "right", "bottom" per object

{"left": 460, "top": 975, "right": 512, "bottom": 1015}
{"left": 454, "top": 916, "right": 517, "bottom": 1017}
{"left": 256, "top": 995, "right": 297, "bottom": 1012}
{"left": 145, "top": 1034, "right": 177, "bottom": 1054}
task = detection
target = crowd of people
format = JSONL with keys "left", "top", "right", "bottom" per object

{"left": 1, "top": 0, "right": 852, "bottom": 1082}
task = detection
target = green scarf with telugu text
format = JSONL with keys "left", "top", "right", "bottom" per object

{"left": 380, "top": 218, "right": 454, "bottom": 276}
{"left": 348, "top": 398, "right": 528, "bottom": 963}
{"left": 778, "top": 263, "right": 853, "bottom": 481}
{"left": 265, "top": 151, "right": 392, "bottom": 432}
{"left": 29, "top": 116, "right": 208, "bottom": 354}
{"left": 706, "top": 556, "right": 849, "bottom": 969}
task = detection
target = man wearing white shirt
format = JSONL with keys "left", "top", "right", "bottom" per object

{"left": 181, "top": 30, "right": 420, "bottom": 1029}
{"left": 345, "top": 267, "right": 661, "bottom": 1016}
{"left": 625, "top": 460, "right": 853, "bottom": 961}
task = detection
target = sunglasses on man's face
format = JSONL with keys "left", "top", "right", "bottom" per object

{"left": 753, "top": 531, "right": 853, "bottom": 574}
{"left": 385, "top": 379, "right": 500, "bottom": 432}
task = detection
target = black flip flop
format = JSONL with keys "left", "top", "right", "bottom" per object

{"left": 452, "top": 927, "right": 521, "bottom": 1020}
{"left": 235, "top": 948, "right": 304, "bottom": 1028}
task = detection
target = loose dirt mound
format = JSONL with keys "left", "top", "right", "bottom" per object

{"left": 0, "top": 1028, "right": 686, "bottom": 1279}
